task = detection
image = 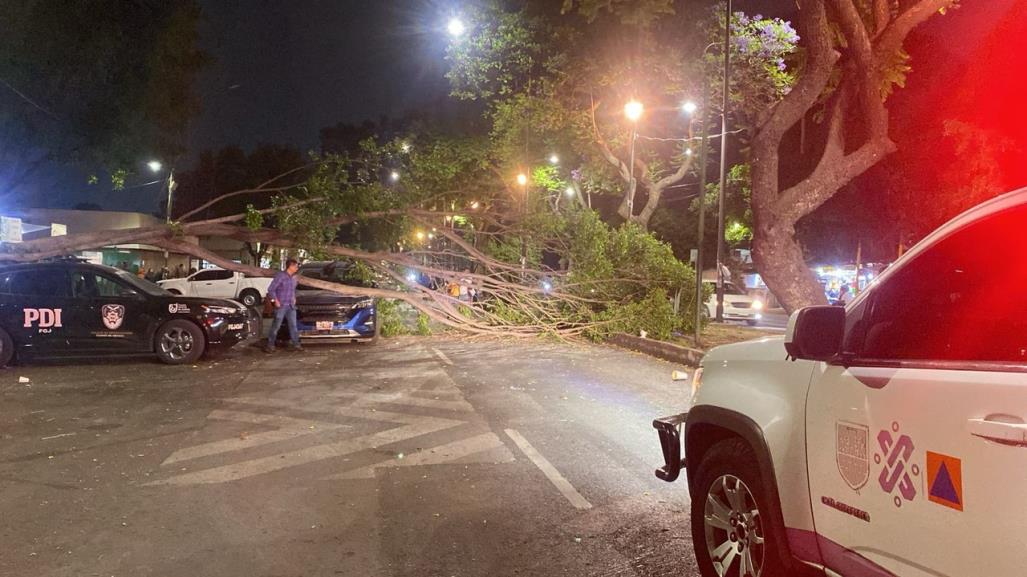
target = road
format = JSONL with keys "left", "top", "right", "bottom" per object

{"left": 0, "top": 338, "right": 699, "bottom": 577}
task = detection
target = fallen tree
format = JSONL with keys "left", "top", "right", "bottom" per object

{"left": 1, "top": 167, "right": 701, "bottom": 341}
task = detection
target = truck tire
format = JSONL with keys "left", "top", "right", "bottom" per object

{"left": 691, "top": 438, "right": 787, "bottom": 577}
{"left": 154, "top": 320, "right": 206, "bottom": 365}
{"left": 239, "top": 289, "right": 261, "bottom": 308}
{"left": 0, "top": 327, "right": 14, "bottom": 367}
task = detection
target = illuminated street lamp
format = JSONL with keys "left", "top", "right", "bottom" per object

{"left": 624, "top": 99, "right": 644, "bottom": 122}
{"left": 549, "top": 154, "right": 559, "bottom": 165}
{"left": 447, "top": 18, "right": 466, "bottom": 38}
{"left": 624, "top": 99, "right": 643, "bottom": 216}
{"left": 565, "top": 186, "right": 575, "bottom": 197}
{"left": 516, "top": 173, "right": 528, "bottom": 186}
{"left": 390, "top": 171, "right": 400, "bottom": 182}
{"left": 415, "top": 231, "right": 425, "bottom": 241}
{"left": 681, "top": 100, "right": 698, "bottom": 115}
{"left": 148, "top": 160, "right": 163, "bottom": 173}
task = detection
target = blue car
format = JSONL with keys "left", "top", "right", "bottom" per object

{"left": 275, "top": 261, "right": 379, "bottom": 343}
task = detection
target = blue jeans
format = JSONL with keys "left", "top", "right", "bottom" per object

{"left": 267, "top": 305, "right": 299, "bottom": 348}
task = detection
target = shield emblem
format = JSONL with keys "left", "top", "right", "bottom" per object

{"left": 101, "top": 304, "right": 125, "bottom": 330}
{"left": 836, "top": 421, "right": 870, "bottom": 490}
{"left": 168, "top": 303, "right": 179, "bottom": 314}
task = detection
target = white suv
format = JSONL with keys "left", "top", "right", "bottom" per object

{"left": 655, "top": 188, "right": 1027, "bottom": 577}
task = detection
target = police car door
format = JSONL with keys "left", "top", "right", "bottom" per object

{"left": 0, "top": 267, "right": 72, "bottom": 353}
{"left": 805, "top": 203, "right": 1027, "bottom": 577}
{"left": 69, "top": 269, "right": 153, "bottom": 352}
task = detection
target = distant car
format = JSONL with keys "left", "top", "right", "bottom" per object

{"left": 703, "top": 280, "right": 764, "bottom": 325}
{"left": 0, "top": 260, "right": 259, "bottom": 366}
{"left": 158, "top": 268, "right": 272, "bottom": 308}
{"left": 274, "top": 260, "right": 379, "bottom": 344}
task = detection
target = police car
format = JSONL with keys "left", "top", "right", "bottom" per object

{"left": 654, "top": 187, "right": 1027, "bottom": 576}
{"left": 0, "top": 260, "right": 259, "bottom": 366}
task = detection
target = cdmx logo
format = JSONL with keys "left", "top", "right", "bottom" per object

{"left": 875, "top": 421, "right": 919, "bottom": 508}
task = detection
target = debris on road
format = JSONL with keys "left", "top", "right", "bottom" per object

{"left": 19, "top": 376, "right": 30, "bottom": 383}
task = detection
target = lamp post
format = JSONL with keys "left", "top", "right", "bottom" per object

{"left": 149, "top": 160, "right": 177, "bottom": 225}
{"left": 689, "top": 91, "right": 709, "bottom": 346}
{"left": 624, "top": 99, "right": 644, "bottom": 218}
{"left": 715, "top": 0, "right": 732, "bottom": 323}
{"left": 517, "top": 172, "right": 529, "bottom": 269}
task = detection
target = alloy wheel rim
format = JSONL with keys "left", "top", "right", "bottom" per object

{"left": 704, "top": 474, "right": 766, "bottom": 577}
{"left": 160, "top": 328, "right": 194, "bottom": 360}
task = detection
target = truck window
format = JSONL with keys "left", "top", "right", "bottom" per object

{"left": 859, "top": 203, "right": 1027, "bottom": 364}
{"left": 191, "top": 269, "right": 233, "bottom": 282}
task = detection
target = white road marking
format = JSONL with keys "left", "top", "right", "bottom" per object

{"left": 504, "top": 429, "right": 592, "bottom": 510}
{"left": 162, "top": 410, "right": 350, "bottom": 465}
{"left": 332, "top": 392, "right": 473, "bottom": 412}
{"left": 146, "top": 415, "right": 464, "bottom": 486}
{"left": 432, "top": 347, "right": 454, "bottom": 366}
{"left": 327, "top": 432, "right": 515, "bottom": 480}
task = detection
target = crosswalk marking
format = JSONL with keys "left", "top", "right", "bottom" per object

{"left": 146, "top": 415, "right": 464, "bottom": 486}
{"left": 163, "top": 410, "right": 351, "bottom": 465}
{"left": 327, "top": 432, "right": 515, "bottom": 480}
{"left": 146, "top": 345, "right": 508, "bottom": 487}
{"left": 505, "top": 429, "right": 593, "bottom": 510}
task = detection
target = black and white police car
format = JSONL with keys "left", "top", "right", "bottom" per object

{"left": 0, "top": 259, "right": 260, "bottom": 366}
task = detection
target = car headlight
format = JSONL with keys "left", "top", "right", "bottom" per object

{"left": 353, "top": 298, "right": 375, "bottom": 309}
{"left": 202, "top": 304, "right": 237, "bottom": 315}
{"left": 690, "top": 367, "right": 704, "bottom": 400}
{"left": 752, "top": 300, "right": 764, "bottom": 311}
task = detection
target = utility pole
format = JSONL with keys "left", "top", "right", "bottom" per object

{"left": 715, "top": 0, "right": 732, "bottom": 322}
{"left": 694, "top": 85, "right": 710, "bottom": 346}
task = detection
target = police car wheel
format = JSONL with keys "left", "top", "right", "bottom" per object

{"left": 0, "top": 328, "right": 13, "bottom": 367}
{"left": 155, "top": 320, "right": 206, "bottom": 365}
{"left": 692, "top": 438, "right": 786, "bottom": 577}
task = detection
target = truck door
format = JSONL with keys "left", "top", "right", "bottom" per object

{"left": 190, "top": 269, "right": 235, "bottom": 298}
{"left": 805, "top": 203, "right": 1027, "bottom": 577}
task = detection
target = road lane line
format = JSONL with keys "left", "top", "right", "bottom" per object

{"left": 162, "top": 410, "right": 350, "bottom": 465}
{"left": 504, "top": 429, "right": 592, "bottom": 510}
{"left": 432, "top": 347, "right": 454, "bottom": 366}
{"left": 327, "top": 431, "right": 515, "bottom": 480}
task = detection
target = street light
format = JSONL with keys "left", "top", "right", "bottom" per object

{"left": 149, "top": 159, "right": 176, "bottom": 225}
{"left": 390, "top": 171, "right": 400, "bottom": 182}
{"left": 447, "top": 18, "right": 466, "bottom": 38}
{"left": 624, "top": 99, "right": 643, "bottom": 217}
{"left": 682, "top": 100, "right": 698, "bottom": 115}
{"left": 516, "top": 173, "right": 528, "bottom": 186}
{"left": 565, "top": 186, "right": 575, "bottom": 197}
{"left": 549, "top": 154, "right": 559, "bottom": 165}
{"left": 148, "top": 160, "right": 163, "bottom": 173}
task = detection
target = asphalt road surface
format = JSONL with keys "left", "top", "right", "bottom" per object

{"left": 0, "top": 338, "right": 700, "bottom": 577}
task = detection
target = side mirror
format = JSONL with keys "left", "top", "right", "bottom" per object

{"left": 784, "top": 306, "right": 845, "bottom": 361}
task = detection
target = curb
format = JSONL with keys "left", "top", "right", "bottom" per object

{"left": 607, "top": 333, "right": 704, "bottom": 366}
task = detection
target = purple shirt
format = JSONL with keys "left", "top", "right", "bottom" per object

{"left": 267, "top": 271, "right": 298, "bottom": 306}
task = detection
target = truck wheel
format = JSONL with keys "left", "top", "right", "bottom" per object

{"left": 0, "top": 327, "right": 14, "bottom": 367}
{"left": 155, "top": 320, "right": 206, "bottom": 365}
{"left": 239, "top": 289, "right": 261, "bottom": 308}
{"left": 691, "top": 438, "right": 786, "bottom": 577}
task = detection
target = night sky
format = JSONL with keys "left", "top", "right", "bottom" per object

{"left": 187, "top": 0, "right": 456, "bottom": 154}
{"left": 45, "top": 0, "right": 1022, "bottom": 213}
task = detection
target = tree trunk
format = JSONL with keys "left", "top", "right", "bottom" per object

{"left": 751, "top": 221, "right": 826, "bottom": 313}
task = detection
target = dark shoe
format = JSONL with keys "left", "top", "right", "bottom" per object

{"left": 262, "top": 344, "right": 276, "bottom": 354}
{"left": 288, "top": 344, "right": 304, "bottom": 352}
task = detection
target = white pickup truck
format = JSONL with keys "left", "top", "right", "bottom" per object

{"left": 158, "top": 268, "right": 272, "bottom": 308}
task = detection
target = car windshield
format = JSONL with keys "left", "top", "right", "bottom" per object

{"left": 112, "top": 268, "right": 171, "bottom": 296}
{"left": 704, "top": 281, "right": 747, "bottom": 295}
{"left": 298, "top": 262, "right": 375, "bottom": 290}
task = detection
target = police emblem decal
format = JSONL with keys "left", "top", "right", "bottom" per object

{"left": 101, "top": 304, "right": 125, "bottom": 330}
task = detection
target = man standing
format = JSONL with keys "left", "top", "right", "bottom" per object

{"left": 264, "top": 258, "right": 303, "bottom": 353}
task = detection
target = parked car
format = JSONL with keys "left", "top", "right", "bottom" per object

{"left": 0, "top": 260, "right": 259, "bottom": 366}
{"left": 158, "top": 268, "right": 272, "bottom": 308}
{"left": 653, "top": 187, "right": 1027, "bottom": 576}
{"left": 703, "top": 280, "right": 763, "bottom": 325}
{"left": 274, "top": 260, "right": 379, "bottom": 344}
